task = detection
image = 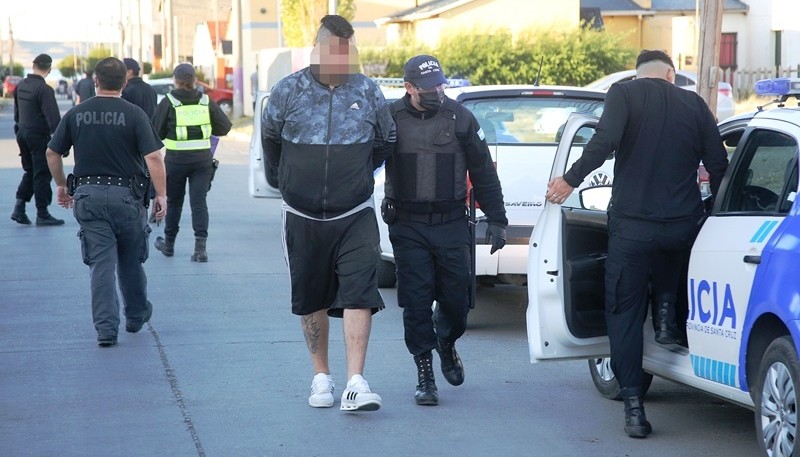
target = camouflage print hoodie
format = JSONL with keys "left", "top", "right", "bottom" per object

{"left": 261, "top": 67, "right": 396, "bottom": 219}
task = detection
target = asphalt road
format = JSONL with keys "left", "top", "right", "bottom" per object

{"left": 0, "top": 98, "right": 762, "bottom": 456}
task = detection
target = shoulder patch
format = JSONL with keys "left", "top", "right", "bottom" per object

{"left": 477, "top": 128, "right": 485, "bottom": 141}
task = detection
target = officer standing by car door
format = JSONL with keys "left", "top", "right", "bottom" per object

{"left": 384, "top": 55, "right": 507, "bottom": 406}
{"left": 10, "top": 54, "right": 64, "bottom": 226}
{"left": 45, "top": 57, "right": 167, "bottom": 347}
{"left": 545, "top": 50, "right": 728, "bottom": 438}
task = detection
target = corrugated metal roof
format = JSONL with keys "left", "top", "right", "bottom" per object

{"left": 650, "top": 0, "right": 748, "bottom": 12}
{"left": 376, "top": 0, "right": 478, "bottom": 24}
{"left": 580, "top": 0, "right": 646, "bottom": 11}
{"left": 580, "top": 0, "right": 748, "bottom": 12}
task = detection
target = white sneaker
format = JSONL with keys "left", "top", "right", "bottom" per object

{"left": 309, "top": 373, "right": 335, "bottom": 408}
{"left": 340, "top": 374, "right": 382, "bottom": 412}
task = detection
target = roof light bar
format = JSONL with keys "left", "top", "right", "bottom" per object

{"left": 754, "top": 78, "right": 800, "bottom": 97}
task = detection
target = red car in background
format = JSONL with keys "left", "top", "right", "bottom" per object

{"left": 2, "top": 76, "right": 22, "bottom": 98}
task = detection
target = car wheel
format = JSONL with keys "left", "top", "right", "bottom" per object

{"left": 377, "top": 258, "right": 396, "bottom": 288}
{"left": 218, "top": 100, "right": 233, "bottom": 118}
{"left": 754, "top": 336, "right": 799, "bottom": 457}
{"left": 588, "top": 358, "right": 653, "bottom": 400}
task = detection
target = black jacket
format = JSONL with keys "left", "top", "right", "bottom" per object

{"left": 122, "top": 77, "right": 157, "bottom": 119}
{"left": 152, "top": 88, "right": 232, "bottom": 164}
{"left": 261, "top": 67, "right": 396, "bottom": 219}
{"left": 387, "top": 94, "right": 507, "bottom": 227}
{"left": 14, "top": 74, "right": 61, "bottom": 135}
{"left": 564, "top": 77, "right": 728, "bottom": 221}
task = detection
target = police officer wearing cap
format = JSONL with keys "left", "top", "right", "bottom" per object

{"left": 152, "top": 63, "right": 231, "bottom": 262}
{"left": 10, "top": 53, "right": 64, "bottom": 226}
{"left": 45, "top": 57, "right": 168, "bottom": 347}
{"left": 384, "top": 54, "right": 507, "bottom": 406}
{"left": 547, "top": 50, "right": 728, "bottom": 438}
{"left": 122, "top": 58, "right": 157, "bottom": 118}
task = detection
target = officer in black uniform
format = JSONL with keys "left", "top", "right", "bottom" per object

{"left": 74, "top": 70, "right": 96, "bottom": 104}
{"left": 46, "top": 57, "right": 167, "bottom": 347}
{"left": 384, "top": 55, "right": 507, "bottom": 406}
{"left": 11, "top": 53, "right": 64, "bottom": 226}
{"left": 121, "top": 58, "right": 157, "bottom": 118}
{"left": 546, "top": 50, "right": 728, "bottom": 438}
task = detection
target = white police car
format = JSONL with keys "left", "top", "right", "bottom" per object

{"left": 526, "top": 78, "right": 800, "bottom": 455}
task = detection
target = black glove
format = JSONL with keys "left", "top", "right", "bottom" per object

{"left": 486, "top": 224, "right": 507, "bottom": 254}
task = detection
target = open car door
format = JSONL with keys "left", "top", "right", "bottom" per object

{"left": 527, "top": 113, "right": 615, "bottom": 362}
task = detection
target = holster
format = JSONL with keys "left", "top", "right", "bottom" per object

{"left": 208, "top": 158, "right": 219, "bottom": 191}
{"left": 381, "top": 198, "right": 396, "bottom": 225}
{"left": 66, "top": 173, "right": 76, "bottom": 196}
{"left": 131, "top": 174, "right": 151, "bottom": 208}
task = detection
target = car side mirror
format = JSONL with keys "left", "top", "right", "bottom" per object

{"left": 579, "top": 185, "right": 612, "bottom": 211}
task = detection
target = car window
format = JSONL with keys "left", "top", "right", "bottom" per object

{"left": 151, "top": 83, "right": 174, "bottom": 96}
{"left": 562, "top": 125, "right": 614, "bottom": 209}
{"left": 674, "top": 74, "right": 694, "bottom": 87}
{"left": 721, "top": 129, "right": 798, "bottom": 214}
{"left": 461, "top": 97, "right": 605, "bottom": 144}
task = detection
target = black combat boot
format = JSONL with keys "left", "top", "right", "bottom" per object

{"left": 191, "top": 237, "right": 207, "bottom": 262}
{"left": 10, "top": 199, "right": 31, "bottom": 225}
{"left": 436, "top": 339, "right": 465, "bottom": 386}
{"left": 413, "top": 351, "right": 438, "bottom": 406}
{"left": 35, "top": 210, "right": 64, "bottom": 226}
{"left": 623, "top": 395, "right": 652, "bottom": 438}
{"left": 155, "top": 235, "right": 175, "bottom": 257}
{"left": 654, "top": 295, "right": 679, "bottom": 345}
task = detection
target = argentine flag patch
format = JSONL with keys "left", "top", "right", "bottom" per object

{"left": 477, "top": 127, "right": 485, "bottom": 141}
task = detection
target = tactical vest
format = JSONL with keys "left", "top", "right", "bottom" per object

{"left": 386, "top": 99, "right": 467, "bottom": 206}
{"left": 163, "top": 93, "right": 212, "bottom": 150}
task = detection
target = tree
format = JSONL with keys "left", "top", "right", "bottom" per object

{"left": 281, "top": 0, "right": 356, "bottom": 47}
{"left": 57, "top": 55, "right": 82, "bottom": 79}
{"left": 85, "top": 46, "right": 113, "bottom": 73}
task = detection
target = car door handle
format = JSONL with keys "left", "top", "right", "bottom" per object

{"left": 546, "top": 270, "right": 559, "bottom": 276}
{"left": 743, "top": 255, "right": 761, "bottom": 265}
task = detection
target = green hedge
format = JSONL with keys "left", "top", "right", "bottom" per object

{"left": 361, "top": 26, "right": 636, "bottom": 87}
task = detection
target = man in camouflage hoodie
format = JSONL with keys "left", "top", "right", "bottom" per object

{"left": 261, "top": 15, "right": 396, "bottom": 412}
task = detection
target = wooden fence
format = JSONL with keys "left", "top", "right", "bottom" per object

{"left": 723, "top": 65, "right": 800, "bottom": 100}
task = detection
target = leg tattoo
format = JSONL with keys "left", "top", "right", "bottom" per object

{"left": 302, "top": 314, "right": 321, "bottom": 354}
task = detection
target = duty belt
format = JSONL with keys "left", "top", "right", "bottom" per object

{"left": 75, "top": 176, "right": 131, "bottom": 188}
{"left": 395, "top": 207, "right": 466, "bottom": 225}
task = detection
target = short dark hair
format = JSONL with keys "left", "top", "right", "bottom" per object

{"left": 636, "top": 50, "right": 675, "bottom": 69}
{"left": 318, "top": 15, "right": 354, "bottom": 41}
{"left": 94, "top": 57, "right": 127, "bottom": 91}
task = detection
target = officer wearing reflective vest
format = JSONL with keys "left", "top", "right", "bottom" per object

{"left": 383, "top": 55, "right": 507, "bottom": 406}
{"left": 151, "top": 63, "right": 231, "bottom": 262}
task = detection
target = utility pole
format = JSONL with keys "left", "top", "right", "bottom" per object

{"left": 328, "top": 0, "right": 337, "bottom": 14}
{"left": 8, "top": 18, "right": 14, "bottom": 76}
{"left": 696, "top": 0, "right": 723, "bottom": 119}
{"left": 232, "top": 0, "right": 243, "bottom": 118}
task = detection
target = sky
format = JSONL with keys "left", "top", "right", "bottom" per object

{"left": 1, "top": 0, "right": 122, "bottom": 43}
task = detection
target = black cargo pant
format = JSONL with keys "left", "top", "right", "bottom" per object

{"left": 15, "top": 129, "right": 53, "bottom": 213}
{"left": 73, "top": 185, "right": 153, "bottom": 336}
{"left": 389, "top": 217, "right": 471, "bottom": 356}
{"left": 164, "top": 159, "right": 214, "bottom": 239}
{"left": 605, "top": 214, "right": 702, "bottom": 396}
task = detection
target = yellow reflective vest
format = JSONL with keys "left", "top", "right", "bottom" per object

{"left": 163, "top": 93, "right": 212, "bottom": 150}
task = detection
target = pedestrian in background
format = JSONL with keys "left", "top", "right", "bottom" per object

{"left": 73, "top": 70, "right": 96, "bottom": 104}
{"left": 152, "top": 63, "right": 231, "bottom": 262}
{"left": 261, "top": 15, "right": 396, "bottom": 412}
{"left": 122, "top": 58, "right": 157, "bottom": 118}
{"left": 384, "top": 55, "right": 507, "bottom": 406}
{"left": 45, "top": 57, "right": 167, "bottom": 347}
{"left": 545, "top": 50, "right": 728, "bottom": 438}
{"left": 11, "top": 53, "right": 64, "bottom": 226}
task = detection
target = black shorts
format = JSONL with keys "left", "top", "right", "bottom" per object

{"left": 282, "top": 208, "right": 384, "bottom": 317}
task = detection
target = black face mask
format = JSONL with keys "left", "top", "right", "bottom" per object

{"left": 417, "top": 87, "right": 445, "bottom": 112}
